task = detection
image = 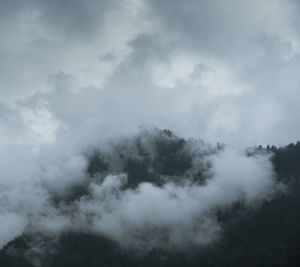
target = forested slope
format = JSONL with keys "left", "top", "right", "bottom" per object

{"left": 1, "top": 131, "right": 299, "bottom": 267}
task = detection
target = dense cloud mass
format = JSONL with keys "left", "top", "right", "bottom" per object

{"left": 0, "top": 0, "right": 298, "bottom": 260}
{"left": 1, "top": 0, "right": 300, "bottom": 144}
{"left": 0, "top": 129, "right": 278, "bottom": 252}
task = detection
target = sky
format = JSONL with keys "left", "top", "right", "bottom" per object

{"left": 1, "top": 0, "right": 300, "bottom": 146}
{"left": 0, "top": 0, "right": 298, "bottom": 255}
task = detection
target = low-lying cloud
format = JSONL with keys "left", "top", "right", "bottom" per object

{"left": 0, "top": 127, "right": 277, "bottom": 252}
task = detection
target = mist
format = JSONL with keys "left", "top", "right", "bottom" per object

{"left": 0, "top": 123, "right": 278, "bottom": 252}
{"left": 0, "top": 0, "right": 299, "bottom": 263}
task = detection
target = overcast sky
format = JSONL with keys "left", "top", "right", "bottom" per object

{"left": 1, "top": 0, "right": 300, "bottom": 146}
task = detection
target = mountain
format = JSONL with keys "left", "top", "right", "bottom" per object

{"left": 1, "top": 130, "right": 300, "bottom": 267}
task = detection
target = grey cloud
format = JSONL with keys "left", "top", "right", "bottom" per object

{"left": 144, "top": 0, "right": 296, "bottom": 60}
{"left": 0, "top": 0, "right": 299, "bottom": 255}
{"left": 99, "top": 52, "right": 118, "bottom": 62}
{"left": 0, "top": 0, "right": 118, "bottom": 42}
{"left": 0, "top": 126, "right": 278, "bottom": 250}
{"left": 0, "top": 0, "right": 145, "bottom": 103}
{"left": 75, "top": 149, "right": 274, "bottom": 250}
{"left": 1, "top": 0, "right": 300, "bottom": 144}
{"left": 35, "top": 0, "right": 118, "bottom": 41}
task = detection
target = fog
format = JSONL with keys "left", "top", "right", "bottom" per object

{"left": 0, "top": 0, "right": 297, "bottom": 257}
{"left": 0, "top": 126, "right": 278, "bottom": 251}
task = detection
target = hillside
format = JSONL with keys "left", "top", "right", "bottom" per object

{"left": 1, "top": 131, "right": 300, "bottom": 267}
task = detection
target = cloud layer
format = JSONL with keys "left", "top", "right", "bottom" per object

{"left": 1, "top": 0, "right": 300, "bottom": 145}
{"left": 0, "top": 130, "right": 277, "bottom": 251}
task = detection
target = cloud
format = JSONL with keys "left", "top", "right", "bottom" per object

{"left": 1, "top": 0, "right": 300, "bottom": 144}
{"left": 76, "top": 148, "right": 274, "bottom": 250}
{"left": 0, "top": 0, "right": 147, "bottom": 103}
{"left": 0, "top": 213, "right": 28, "bottom": 250}
{"left": 0, "top": 0, "right": 298, "bottom": 256}
{"left": 0, "top": 125, "right": 277, "bottom": 251}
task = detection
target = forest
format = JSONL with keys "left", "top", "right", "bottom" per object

{"left": 0, "top": 129, "right": 300, "bottom": 267}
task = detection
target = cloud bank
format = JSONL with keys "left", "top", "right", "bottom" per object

{"left": 1, "top": 0, "right": 300, "bottom": 145}
{"left": 0, "top": 128, "right": 277, "bottom": 252}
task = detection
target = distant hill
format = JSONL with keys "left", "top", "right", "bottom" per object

{"left": 1, "top": 131, "right": 300, "bottom": 267}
